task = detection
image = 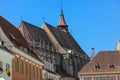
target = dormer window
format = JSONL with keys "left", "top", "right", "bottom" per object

{"left": 109, "top": 64, "right": 114, "bottom": 68}
{"left": 95, "top": 63, "right": 100, "bottom": 69}
{"left": 108, "top": 62, "right": 115, "bottom": 69}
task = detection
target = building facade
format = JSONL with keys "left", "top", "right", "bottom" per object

{"left": 0, "top": 16, "right": 43, "bottom": 80}
{"left": 0, "top": 43, "right": 14, "bottom": 80}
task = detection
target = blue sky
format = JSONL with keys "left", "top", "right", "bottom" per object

{"left": 0, "top": 0, "right": 120, "bottom": 56}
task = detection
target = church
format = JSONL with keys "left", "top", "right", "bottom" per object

{"left": 0, "top": 7, "right": 89, "bottom": 80}
{"left": 18, "top": 8, "right": 89, "bottom": 79}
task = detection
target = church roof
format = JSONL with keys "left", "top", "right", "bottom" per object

{"left": 19, "top": 21, "right": 52, "bottom": 45}
{"left": 79, "top": 51, "right": 120, "bottom": 75}
{"left": 44, "top": 22, "right": 88, "bottom": 56}
{"left": 0, "top": 16, "right": 39, "bottom": 60}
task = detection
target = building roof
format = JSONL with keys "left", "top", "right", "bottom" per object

{"left": 0, "top": 16, "right": 39, "bottom": 60}
{"left": 79, "top": 51, "right": 120, "bottom": 74}
{"left": 0, "top": 16, "right": 29, "bottom": 48}
{"left": 19, "top": 21, "right": 52, "bottom": 45}
{"left": 44, "top": 22, "right": 88, "bottom": 56}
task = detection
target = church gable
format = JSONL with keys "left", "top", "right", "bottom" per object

{"left": 42, "top": 22, "right": 66, "bottom": 54}
{"left": 19, "top": 21, "right": 53, "bottom": 49}
{"left": 42, "top": 22, "right": 87, "bottom": 57}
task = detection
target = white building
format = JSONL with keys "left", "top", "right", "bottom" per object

{"left": 0, "top": 45, "right": 14, "bottom": 80}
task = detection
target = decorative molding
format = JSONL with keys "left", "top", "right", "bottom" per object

{"left": 25, "top": 59, "right": 28, "bottom": 62}
{"left": 15, "top": 54, "right": 20, "bottom": 57}
{"left": 29, "top": 61, "right": 31, "bottom": 64}
{"left": 21, "top": 57, "right": 24, "bottom": 60}
{"left": 33, "top": 63, "right": 35, "bottom": 65}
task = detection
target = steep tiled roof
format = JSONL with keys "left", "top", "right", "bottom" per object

{"left": 79, "top": 51, "right": 120, "bottom": 74}
{"left": 0, "top": 16, "right": 29, "bottom": 48}
{"left": 19, "top": 21, "right": 52, "bottom": 45}
{"left": 19, "top": 21, "right": 51, "bottom": 48}
{"left": 44, "top": 23, "right": 87, "bottom": 55}
{"left": 0, "top": 16, "right": 39, "bottom": 59}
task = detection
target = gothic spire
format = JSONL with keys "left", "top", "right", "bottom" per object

{"left": 57, "top": 4, "right": 68, "bottom": 32}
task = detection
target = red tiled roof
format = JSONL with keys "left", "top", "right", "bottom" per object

{"left": 0, "top": 16, "right": 39, "bottom": 59}
{"left": 79, "top": 51, "right": 120, "bottom": 74}
{"left": 0, "top": 16, "right": 29, "bottom": 48}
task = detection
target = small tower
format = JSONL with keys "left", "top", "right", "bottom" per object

{"left": 57, "top": 7, "right": 68, "bottom": 32}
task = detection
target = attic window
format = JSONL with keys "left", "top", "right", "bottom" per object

{"left": 109, "top": 64, "right": 114, "bottom": 68}
{"left": 108, "top": 62, "right": 115, "bottom": 69}
{"left": 95, "top": 63, "right": 100, "bottom": 69}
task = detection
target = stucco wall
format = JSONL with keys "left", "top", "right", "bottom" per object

{"left": 0, "top": 48, "right": 14, "bottom": 80}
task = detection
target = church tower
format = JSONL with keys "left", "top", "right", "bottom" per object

{"left": 57, "top": 7, "right": 68, "bottom": 32}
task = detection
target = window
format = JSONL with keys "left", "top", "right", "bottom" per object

{"left": 85, "top": 76, "right": 90, "bottom": 80}
{"left": 110, "top": 76, "right": 114, "bottom": 80}
{"left": 25, "top": 63, "right": 28, "bottom": 74}
{"left": 29, "top": 64, "right": 31, "bottom": 79}
{"left": 0, "top": 61, "right": 2, "bottom": 67}
{"left": 20, "top": 61, "right": 23, "bottom": 73}
{"left": 32, "top": 67, "right": 35, "bottom": 78}
{"left": 39, "top": 70, "right": 41, "bottom": 79}
{"left": 95, "top": 76, "right": 99, "bottom": 80}
{"left": 6, "top": 63, "right": 10, "bottom": 69}
{"left": 102, "top": 76, "right": 107, "bottom": 80}
{"left": 0, "top": 61, "right": 3, "bottom": 72}
{"left": 15, "top": 60, "right": 19, "bottom": 72}
{"left": 36, "top": 68, "right": 39, "bottom": 79}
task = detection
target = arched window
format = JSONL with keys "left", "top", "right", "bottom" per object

{"left": 15, "top": 59, "right": 19, "bottom": 72}
{"left": 20, "top": 61, "right": 23, "bottom": 73}
{"left": 25, "top": 62, "right": 28, "bottom": 74}
{"left": 32, "top": 66, "right": 35, "bottom": 78}
{"left": 36, "top": 68, "right": 39, "bottom": 79}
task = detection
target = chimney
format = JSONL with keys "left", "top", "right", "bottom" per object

{"left": 116, "top": 41, "right": 120, "bottom": 51}
{"left": 91, "top": 48, "right": 94, "bottom": 60}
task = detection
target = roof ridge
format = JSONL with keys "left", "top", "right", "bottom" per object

{"left": 21, "top": 20, "right": 41, "bottom": 29}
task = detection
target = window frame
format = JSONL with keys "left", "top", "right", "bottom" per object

{"left": 102, "top": 76, "right": 107, "bottom": 80}
{"left": 85, "top": 76, "right": 90, "bottom": 80}
{"left": 109, "top": 75, "right": 114, "bottom": 80}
